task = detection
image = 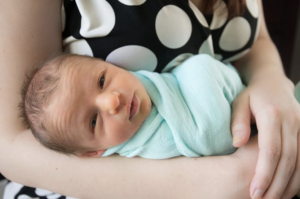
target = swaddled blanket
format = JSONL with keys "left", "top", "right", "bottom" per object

{"left": 102, "top": 54, "right": 245, "bottom": 159}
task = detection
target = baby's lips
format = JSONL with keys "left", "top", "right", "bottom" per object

{"left": 129, "top": 94, "right": 139, "bottom": 119}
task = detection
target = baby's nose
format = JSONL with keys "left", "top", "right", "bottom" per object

{"left": 97, "top": 91, "right": 120, "bottom": 114}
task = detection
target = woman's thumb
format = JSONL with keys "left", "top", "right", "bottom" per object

{"left": 231, "top": 93, "right": 252, "bottom": 147}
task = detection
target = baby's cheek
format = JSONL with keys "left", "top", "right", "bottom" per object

{"left": 109, "top": 125, "right": 134, "bottom": 145}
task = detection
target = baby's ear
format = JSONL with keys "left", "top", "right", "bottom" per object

{"left": 80, "top": 150, "right": 105, "bottom": 158}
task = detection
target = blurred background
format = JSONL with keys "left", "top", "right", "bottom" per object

{"left": 263, "top": 0, "right": 300, "bottom": 84}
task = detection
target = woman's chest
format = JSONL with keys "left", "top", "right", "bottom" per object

{"left": 63, "top": 0, "right": 259, "bottom": 72}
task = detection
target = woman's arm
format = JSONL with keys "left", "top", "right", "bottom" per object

{"left": 0, "top": 0, "right": 63, "bottom": 138}
{"left": 0, "top": 1, "right": 257, "bottom": 198}
{"left": 231, "top": 0, "right": 300, "bottom": 198}
{"left": 2, "top": 130, "right": 259, "bottom": 199}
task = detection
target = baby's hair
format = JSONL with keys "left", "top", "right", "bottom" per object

{"left": 19, "top": 53, "right": 93, "bottom": 156}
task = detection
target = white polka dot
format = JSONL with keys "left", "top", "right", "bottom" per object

{"left": 35, "top": 188, "right": 53, "bottom": 196}
{"left": 246, "top": 0, "right": 259, "bottom": 18}
{"left": 17, "top": 195, "right": 32, "bottom": 199}
{"left": 253, "top": 15, "right": 260, "bottom": 42}
{"left": 61, "top": 3, "right": 66, "bottom": 32}
{"left": 3, "top": 182, "right": 23, "bottom": 199}
{"left": 162, "top": 53, "right": 194, "bottom": 72}
{"left": 106, "top": 45, "right": 157, "bottom": 71}
{"left": 214, "top": 54, "right": 223, "bottom": 60}
{"left": 156, "top": 5, "right": 192, "bottom": 49}
{"left": 199, "top": 35, "right": 214, "bottom": 56}
{"left": 219, "top": 17, "right": 251, "bottom": 51}
{"left": 35, "top": 188, "right": 63, "bottom": 199}
{"left": 63, "top": 36, "right": 94, "bottom": 56}
{"left": 210, "top": 0, "right": 228, "bottom": 30}
{"left": 63, "top": 36, "right": 76, "bottom": 47}
{"left": 76, "top": 0, "right": 115, "bottom": 38}
{"left": 188, "top": 1, "right": 208, "bottom": 27}
{"left": 118, "top": 0, "right": 146, "bottom": 6}
{"left": 222, "top": 49, "right": 250, "bottom": 63}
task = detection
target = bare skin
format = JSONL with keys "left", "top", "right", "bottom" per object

{"left": 0, "top": 0, "right": 299, "bottom": 199}
{"left": 45, "top": 57, "right": 151, "bottom": 157}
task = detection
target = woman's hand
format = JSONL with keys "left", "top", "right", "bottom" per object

{"left": 231, "top": 73, "right": 300, "bottom": 199}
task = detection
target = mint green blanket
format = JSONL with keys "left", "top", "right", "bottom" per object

{"left": 102, "top": 54, "right": 245, "bottom": 159}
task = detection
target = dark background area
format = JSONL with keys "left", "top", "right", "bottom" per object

{"left": 263, "top": 0, "right": 300, "bottom": 84}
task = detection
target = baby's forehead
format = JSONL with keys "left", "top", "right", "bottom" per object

{"left": 62, "top": 56, "right": 108, "bottom": 75}
{"left": 61, "top": 55, "right": 93, "bottom": 69}
{"left": 46, "top": 55, "right": 102, "bottom": 116}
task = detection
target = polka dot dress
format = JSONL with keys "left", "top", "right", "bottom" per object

{"left": 3, "top": 181, "right": 78, "bottom": 199}
{"left": 62, "top": 0, "right": 260, "bottom": 72}
{"left": 3, "top": 0, "right": 260, "bottom": 198}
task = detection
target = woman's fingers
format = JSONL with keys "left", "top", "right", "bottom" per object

{"left": 282, "top": 131, "right": 300, "bottom": 199}
{"left": 250, "top": 106, "right": 282, "bottom": 199}
{"left": 231, "top": 92, "right": 252, "bottom": 147}
{"left": 262, "top": 129, "right": 297, "bottom": 198}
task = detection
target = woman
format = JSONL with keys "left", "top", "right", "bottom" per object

{"left": 0, "top": 0, "right": 299, "bottom": 198}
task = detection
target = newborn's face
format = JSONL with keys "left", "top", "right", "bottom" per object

{"left": 45, "top": 56, "right": 151, "bottom": 156}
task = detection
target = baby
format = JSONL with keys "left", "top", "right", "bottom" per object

{"left": 19, "top": 53, "right": 245, "bottom": 159}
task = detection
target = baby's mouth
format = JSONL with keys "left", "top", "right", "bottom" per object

{"left": 129, "top": 94, "right": 139, "bottom": 120}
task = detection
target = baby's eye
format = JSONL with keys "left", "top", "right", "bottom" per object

{"left": 91, "top": 114, "right": 97, "bottom": 131}
{"left": 99, "top": 75, "right": 105, "bottom": 89}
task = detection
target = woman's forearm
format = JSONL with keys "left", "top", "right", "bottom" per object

{"left": 0, "top": 0, "right": 63, "bottom": 140}
{"left": 2, "top": 131, "right": 257, "bottom": 199}
{"left": 0, "top": 0, "right": 62, "bottom": 187}
{"left": 0, "top": 0, "right": 63, "bottom": 169}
